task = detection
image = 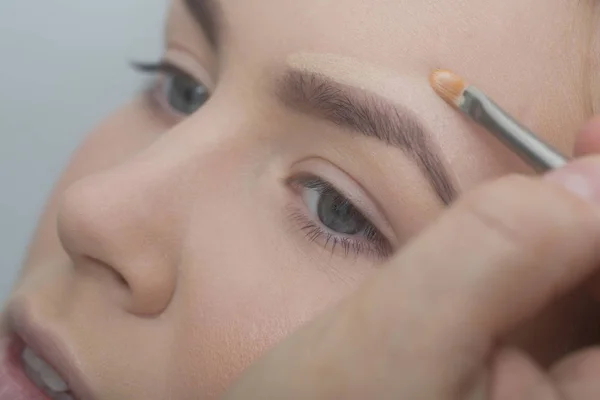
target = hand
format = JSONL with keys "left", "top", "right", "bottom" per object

{"left": 222, "top": 117, "right": 600, "bottom": 400}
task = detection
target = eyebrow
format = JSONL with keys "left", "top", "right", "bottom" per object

{"left": 183, "top": 0, "right": 221, "bottom": 48}
{"left": 276, "top": 69, "right": 457, "bottom": 204}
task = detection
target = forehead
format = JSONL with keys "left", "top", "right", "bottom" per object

{"left": 168, "top": 0, "right": 589, "bottom": 155}
{"left": 171, "top": 0, "right": 583, "bottom": 92}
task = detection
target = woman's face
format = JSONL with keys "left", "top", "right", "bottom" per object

{"left": 3, "top": 0, "right": 600, "bottom": 399}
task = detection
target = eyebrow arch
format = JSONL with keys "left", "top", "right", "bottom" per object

{"left": 276, "top": 69, "right": 457, "bottom": 204}
{"left": 183, "top": 0, "right": 222, "bottom": 48}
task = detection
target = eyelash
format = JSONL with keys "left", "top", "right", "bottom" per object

{"left": 133, "top": 60, "right": 194, "bottom": 76}
{"left": 289, "top": 175, "right": 392, "bottom": 260}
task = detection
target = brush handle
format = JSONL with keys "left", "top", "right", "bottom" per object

{"left": 461, "top": 87, "right": 568, "bottom": 172}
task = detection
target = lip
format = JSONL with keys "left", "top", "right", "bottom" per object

{"left": 4, "top": 302, "right": 95, "bottom": 400}
{"left": 0, "top": 336, "right": 48, "bottom": 399}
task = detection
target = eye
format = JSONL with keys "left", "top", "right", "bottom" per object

{"left": 161, "top": 72, "right": 209, "bottom": 115}
{"left": 291, "top": 175, "right": 392, "bottom": 259}
{"left": 303, "top": 179, "right": 368, "bottom": 235}
{"left": 133, "top": 61, "right": 210, "bottom": 117}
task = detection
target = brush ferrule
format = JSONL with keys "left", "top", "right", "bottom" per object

{"left": 459, "top": 87, "right": 567, "bottom": 172}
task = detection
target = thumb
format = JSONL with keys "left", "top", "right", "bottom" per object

{"left": 574, "top": 116, "right": 600, "bottom": 300}
{"left": 223, "top": 160, "right": 600, "bottom": 400}
{"left": 348, "top": 161, "right": 600, "bottom": 398}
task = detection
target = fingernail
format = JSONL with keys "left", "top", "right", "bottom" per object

{"left": 544, "top": 159, "right": 600, "bottom": 202}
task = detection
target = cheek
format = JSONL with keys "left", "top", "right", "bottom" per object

{"left": 167, "top": 182, "right": 369, "bottom": 396}
{"left": 22, "top": 100, "right": 164, "bottom": 272}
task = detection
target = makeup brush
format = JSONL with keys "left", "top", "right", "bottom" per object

{"left": 429, "top": 69, "right": 568, "bottom": 172}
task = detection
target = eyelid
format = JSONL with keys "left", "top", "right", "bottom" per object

{"left": 164, "top": 46, "right": 215, "bottom": 89}
{"left": 289, "top": 158, "right": 398, "bottom": 246}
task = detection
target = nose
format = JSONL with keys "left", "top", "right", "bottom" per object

{"left": 56, "top": 141, "right": 187, "bottom": 316}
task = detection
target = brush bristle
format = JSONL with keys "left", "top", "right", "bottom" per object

{"left": 429, "top": 69, "right": 466, "bottom": 107}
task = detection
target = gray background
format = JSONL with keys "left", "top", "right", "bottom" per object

{"left": 0, "top": 1, "right": 167, "bottom": 300}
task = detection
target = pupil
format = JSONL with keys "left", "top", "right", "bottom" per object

{"left": 317, "top": 191, "right": 366, "bottom": 235}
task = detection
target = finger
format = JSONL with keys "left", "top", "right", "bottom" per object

{"left": 379, "top": 160, "right": 600, "bottom": 335}
{"left": 489, "top": 347, "right": 600, "bottom": 400}
{"left": 575, "top": 118, "right": 600, "bottom": 300}
{"left": 488, "top": 348, "right": 558, "bottom": 400}
{"left": 350, "top": 159, "right": 600, "bottom": 395}
{"left": 224, "top": 159, "right": 600, "bottom": 400}
{"left": 550, "top": 347, "right": 600, "bottom": 400}
{"left": 574, "top": 116, "right": 600, "bottom": 157}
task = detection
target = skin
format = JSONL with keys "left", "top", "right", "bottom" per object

{"left": 2, "top": 0, "right": 600, "bottom": 398}
{"left": 223, "top": 151, "right": 600, "bottom": 400}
